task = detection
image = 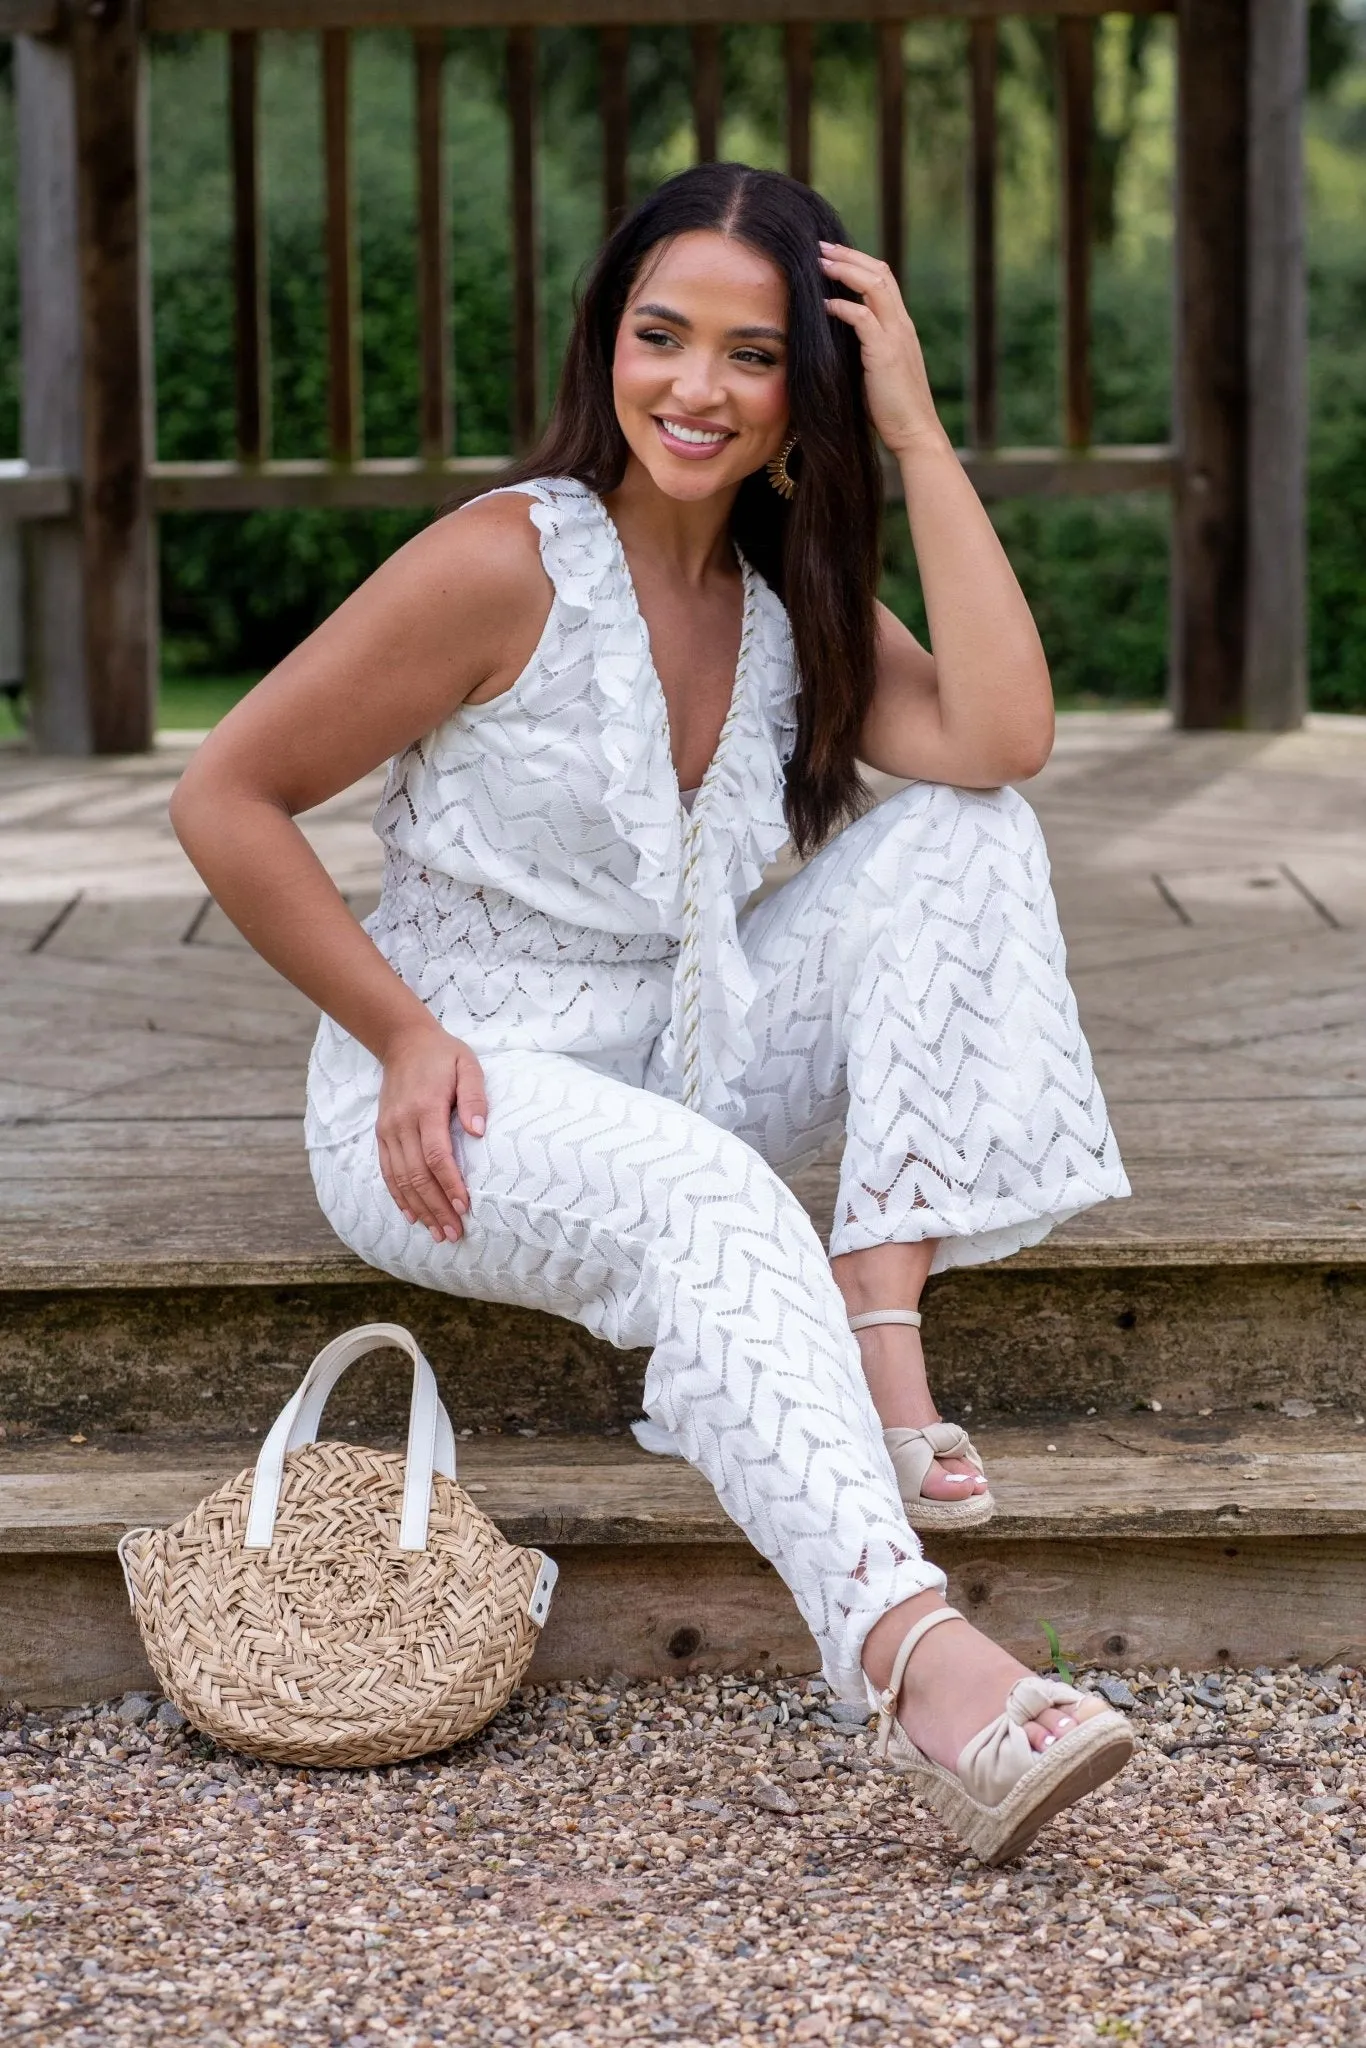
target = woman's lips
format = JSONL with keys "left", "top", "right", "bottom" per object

{"left": 653, "top": 416, "right": 736, "bottom": 461}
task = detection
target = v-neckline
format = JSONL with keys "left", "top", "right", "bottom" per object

{"left": 595, "top": 493, "right": 755, "bottom": 824}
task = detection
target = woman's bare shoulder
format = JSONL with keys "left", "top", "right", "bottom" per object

{"left": 175, "top": 489, "right": 558, "bottom": 817}
{"left": 400, "top": 489, "right": 552, "bottom": 627}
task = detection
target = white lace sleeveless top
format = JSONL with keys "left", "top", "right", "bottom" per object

{"left": 305, "top": 476, "right": 798, "bottom": 1147}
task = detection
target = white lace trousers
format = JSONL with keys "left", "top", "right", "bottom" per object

{"left": 310, "top": 784, "right": 1128, "bottom": 1698}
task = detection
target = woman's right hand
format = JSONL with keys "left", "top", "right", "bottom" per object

{"left": 376, "top": 1023, "right": 488, "bottom": 1243}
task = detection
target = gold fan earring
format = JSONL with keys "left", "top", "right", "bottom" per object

{"left": 766, "top": 433, "right": 800, "bottom": 500}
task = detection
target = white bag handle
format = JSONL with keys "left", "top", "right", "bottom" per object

{"left": 244, "top": 1323, "right": 456, "bottom": 1553}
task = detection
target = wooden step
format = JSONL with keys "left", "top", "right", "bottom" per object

{"left": 5, "top": 1416, "right": 1364, "bottom": 1706}
{"left": 5, "top": 723, "right": 1366, "bottom": 1434}
{"left": 2, "top": 1217, "right": 1362, "bottom": 1441}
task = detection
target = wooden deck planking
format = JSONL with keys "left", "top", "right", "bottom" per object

{"left": 2, "top": 712, "right": 1365, "bottom": 1282}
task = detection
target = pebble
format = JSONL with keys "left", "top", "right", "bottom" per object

{"left": 1090, "top": 1675, "right": 1138, "bottom": 1710}
{"left": 751, "top": 1779, "right": 799, "bottom": 1815}
{"left": 1, "top": 1664, "right": 1362, "bottom": 2046}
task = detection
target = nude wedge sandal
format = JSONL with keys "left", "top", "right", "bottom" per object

{"left": 865, "top": 1606, "right": 1135, "bottom": 1865}
{"left": 848, "top": 1310, "right": 995, "bottom": 1531}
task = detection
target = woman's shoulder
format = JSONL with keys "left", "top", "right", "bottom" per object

{"left": 414, "top": 487, "right": 558, "bottom": 620}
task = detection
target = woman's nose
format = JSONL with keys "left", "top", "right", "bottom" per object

{"left": 670, "top": 357, "right": 728, "bottom": 413}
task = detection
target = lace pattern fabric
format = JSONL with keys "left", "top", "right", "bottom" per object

{"left": 305, "top": 476, "right": 1129, "bottom": 1696}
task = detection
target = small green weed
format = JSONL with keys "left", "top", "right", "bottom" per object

{"left": 1038, "top": 1619, "right": 1076, "bottom": 1684}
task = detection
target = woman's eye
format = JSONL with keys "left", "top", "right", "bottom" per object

{"left": 637, "top": 328, "right": 678, "bottom": 348}
{"left": 733, "top": 348, "right": 779, "bottom": 368}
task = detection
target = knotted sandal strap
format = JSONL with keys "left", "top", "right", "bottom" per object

{"left": 882, "top": 1422, "right": 986, "bottom": 1501}
{"left": 871, "top": 1604, "right": 965, "bottom": 1760}
{"left": 955, "top": 1673, "right": 1086, "bottom": 1808}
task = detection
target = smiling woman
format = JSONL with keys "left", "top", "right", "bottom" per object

{"left": 169, "top": 161, "right": 1133, "bottom": 1866}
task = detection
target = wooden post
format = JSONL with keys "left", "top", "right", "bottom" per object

{"left": 691, "top": 26, "right": 721, "bottom": 166}
{"left": 415, "top": 28, "right": 452, "bottom": 461}
{"left": 967, "top": 19, "right": 997, "bottom": 450}
{"left": 784, "top": 22, "right": 813, "bottom": 188}
{"left": 229, "top": 32, "right": 269, "bottom": 463}
{"left": 507, "top": 26, "right": 540, "bottom": 449}
{"left": 15, "top": 11, "right": 155, "bottom": 756}
{"left": 323, "top": 30, "right": 361, "bottom": 463}
{"left": 1172, "top": 0, "right": 1305, "bottom": 730}
{"left": 1058, "top": 18, "right": 1094, "bottom": 453}
{"left": 600, "top": 25, "right": 629, "bottom": 237}
{"left": 876, "top": 20, "right": 905, "bottom": 284}
{"left": 1246, "top": 0, "right": 1307, "bottom": 729}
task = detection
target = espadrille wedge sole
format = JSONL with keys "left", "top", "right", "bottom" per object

{"left": 866, "top": 1604, "right": 1135, "bottom": 1864}
{"left": 881, "top": 1705, "right": 1135, "bottom": 1865}
{"left": 891, "top": 1464, "right": 996, "bottom": 1532}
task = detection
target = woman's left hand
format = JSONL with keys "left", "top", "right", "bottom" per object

{"left": 820, "top": 242, "right": 946, "bottom": 459}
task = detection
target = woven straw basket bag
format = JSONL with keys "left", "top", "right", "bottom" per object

{"left": 118, "top": 1323, "right": 558, "bottom": 1768}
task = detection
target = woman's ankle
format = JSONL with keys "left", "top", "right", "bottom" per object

{"left": 830, "top": 1242, "right": 935, "bottom": 1322}
{"left": 860, "top": 1588, "right": 954, "bottom": 1694}
{"left": 854, "top": 1324, "right": 940, "bottom": 1429}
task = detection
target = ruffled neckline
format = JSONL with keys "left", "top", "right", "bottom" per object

{"left": 509, "top": 475, "right": 798, "bottom": 1123}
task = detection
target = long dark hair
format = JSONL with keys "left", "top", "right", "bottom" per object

{"left": 505, "top": 162, "right": 882, "bottom": 855}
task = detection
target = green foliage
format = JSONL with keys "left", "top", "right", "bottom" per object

{"left": 1, "top": 18, "right": 1365, "bottom": 713}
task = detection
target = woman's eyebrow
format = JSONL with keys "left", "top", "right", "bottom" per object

{"left": 631, "top": 301, "right": 787, "bottom": 344}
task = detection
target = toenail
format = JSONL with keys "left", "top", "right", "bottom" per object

{"left": 1056, "top": 1715, "right": 1074, "bottom": 1728}
{"left": 1042, "top": 1733, "right": 1056, "bottom": 1746}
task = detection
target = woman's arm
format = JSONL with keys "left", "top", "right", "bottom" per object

{"left": 169, "top": 494, "right": 551, "bottom": 1243}
{"left": 821, "top": 242, "right": 1055, "bottom": 788}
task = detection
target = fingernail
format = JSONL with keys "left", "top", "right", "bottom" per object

{"left": 452, "top": 1198, "right": 468, "bottom": 1215}
{"left": 443, "top": 1225, "right": 461, "bottom": 1244}
{"left": 470, "top": 1114, "right": 486, "bottom": 1136}
{"left": 429, "top": 1226, "right": 442, "bottom": 1244}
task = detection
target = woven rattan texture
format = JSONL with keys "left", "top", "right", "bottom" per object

{"left": 122, "top": 1444, "right": 543, "bottom": 1767}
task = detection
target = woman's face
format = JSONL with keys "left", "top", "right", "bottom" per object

{"left": 612, "top": 230, "right": 791, "bottom": 503}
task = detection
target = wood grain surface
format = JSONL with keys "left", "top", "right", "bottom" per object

{"left": 4, "top": 1413, "right": 1363, "bottom": 1555}
{"left": 2, "top": 714, "right": 1365, "bottom": 1287}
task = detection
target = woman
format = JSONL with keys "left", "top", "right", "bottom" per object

{"left": 172, "top": 163, "right": 1133, "bottom": 1863}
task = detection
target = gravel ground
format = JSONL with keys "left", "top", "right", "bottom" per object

{"left": 1, "top": 1663, "right": 1362, "bottom": 2048}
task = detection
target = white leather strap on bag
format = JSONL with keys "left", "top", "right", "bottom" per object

{"left": 244, "top": 1324, "right": 456, "bottom": 1553}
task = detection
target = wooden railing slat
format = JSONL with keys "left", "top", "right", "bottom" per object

{"left": 691, "top": 24, "right": 722, "bottom": 164}
{"left": 137, "top": 0, "right": 1173, "bottom": 34}
{"left": 876, "top": 18, "right": 904, "bottom": 282}
{"left": 414, "top": 28, "right": 452, "bottom": 460}
{"left": 144, "top": 445, "right": 1177, "bottom": 515}
{"left": 1058, "top": 16, "right": 1094, "bottom": 452}
{"left": 599, "top": 24, "right": 630, "bottom": 235}
{"left": 507, "top": 24, "right": 540, "bottom": 448}
{"left": 322, "top": 28, "right": 361, "bottom": 462}
{"left": 967, "top": 16, "right": 996, "bottom": 449}
{"left": 229, "top": 32, "right": 269, "bottom": 463}
{"left": 784, "top": 21, "right": 813, "bottom": 186}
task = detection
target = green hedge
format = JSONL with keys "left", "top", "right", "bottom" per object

{"left": 1, "top": 26, "right": 1363, "bottom": 712}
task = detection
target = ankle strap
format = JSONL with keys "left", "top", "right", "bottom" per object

{"left": 848, "top": 1308, "right": 922, "bottom": 1332}
{"left": 874, "top": 1605, "right": 963, "bottom": 1759}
